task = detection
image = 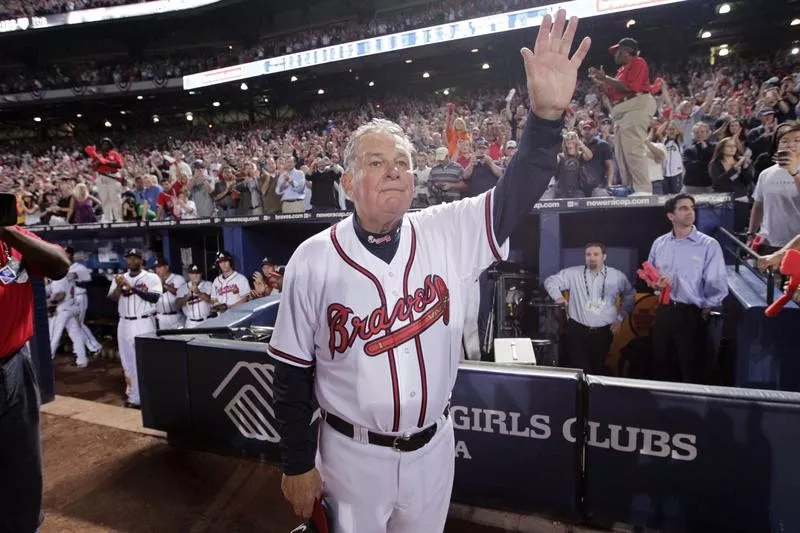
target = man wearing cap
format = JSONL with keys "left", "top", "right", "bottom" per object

{"left": 85, "top": 137, "right": 124, "bottom": 222}
{"left": 48, "top": 269, "right": 88, "bottom": 367}
{"left": 211, "top": 251, "right": 251, "bottom": 314}
{"left": 236, "top": 257, "right": 284, "bottom": 306}
{"left": 464, "top": 137, "right": 503, "bottom": 198}
{"left": 0, "top": 222, "right": 70, "bottom": 533}
{"left": 153, "top": 258, "right": 187, "bottom": 330}
{"left": 589, "top": 38, "right": 656, "bottom": 194}
{"left": 189, "top": 160, "right": 215, "bottom": 218}
{"left": 501, "top": 140, "right": 518, "bottom": 170}
{"left": 65, "top": 246, "right": 103, "bottom": 356}
{"left": 177, "top": 265, "right": 213, "bottom": 328}
{"left": 428, "top": 146, "right": 465, "bottom": 204}
{"left": 108, "top": 248, "right": 162, "bottom": 408}
{"left": 580, "top": 119, "right": 615, "bottom": 189}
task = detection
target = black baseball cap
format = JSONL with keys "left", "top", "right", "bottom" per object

{"left": 124, "top": 248, "right": 143, "bottom": 258}
{"left": 609, "top": 38, "right": 639, "bottom": 55}
{"left": 261, "top": 256, "right": 276, "bottom": 266}
{"left": 215, "top": 250, "right": 234, "bottom": 263}
{"left": 187, "top": 264, "right": 202, "bottom": 274}
{"left": 99, "top": 137, "right": 114, "bottom": 148}
{"left": 64, "top": 246, "right": 75, "bottom": 255}
{"left": 153, "top": 257, "right": 169, "bottom": 267}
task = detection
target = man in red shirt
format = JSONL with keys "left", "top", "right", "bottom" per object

{"left": 589, "top": 38, "right": 657, "bottom": 194}
{"left": 85, "top": 137, "right": 124, "bottom": 223}
{"left": 0, "top": 217, "right": 70, "bottom": 533}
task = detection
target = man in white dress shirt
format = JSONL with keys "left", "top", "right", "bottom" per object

{"left": 544, "top": 242, "right": 635, "bottom": 374}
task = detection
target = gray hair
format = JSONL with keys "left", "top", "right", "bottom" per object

{"left": 342, "top": 119, "right": 415, "bottom": 183}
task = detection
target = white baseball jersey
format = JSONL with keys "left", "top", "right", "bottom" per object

{"left": 50, "top": 276, "right": 79, "bottom": 313}
{"left": 268, "top": 190, "right": 508, "bottom": 434}
{"left": 68, "top": 262, "right": 92, "bottom": 296}
{"left": 178, "top": 280, "right": 213, "bottom": 321}
{"left": 108, "top": 270, "right": 163, "bottom": 318}
{"left": 211, "top": 271, "right": 250, "bottom": 307}
{"left": 155, "top": 273, "right": 187, "bottom": 315}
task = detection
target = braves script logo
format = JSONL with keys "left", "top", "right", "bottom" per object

{"left": 327, "top": 274, "right": 449, "bottom": 357}
{"left": 216, "top": 284, "right": 240, "bottom": 295}
{"left": 367, "top": 234, "right": 392, "bottom": 245}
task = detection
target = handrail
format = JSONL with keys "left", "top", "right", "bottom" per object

{"left": 716, "top": 227, "right": 776, "bottom": 305}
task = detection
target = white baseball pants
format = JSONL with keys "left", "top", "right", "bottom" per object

{"left": 50, "top": 310, "right": 88, "bottom": 366}
{"left": 117, "top": 316, "right": 156, "bottom": 405}
{"left": 96, "top": 175, "right": 123, "bottom": 222}
{"left": 316, "top": 415, "right": 455, "bottom": 533}
{"left": 157, "top": 313, "right": 185, "bottom": 330}
{"left": 76, "top": 293, "right": 102, "bottom": 353}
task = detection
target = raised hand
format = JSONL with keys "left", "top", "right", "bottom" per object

{"left": 520, "top": 9, "right": 591, "bottom": 121}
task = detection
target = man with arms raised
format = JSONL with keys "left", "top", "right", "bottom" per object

{"left": 269, "top": 10, "right": 590, "bottom": 533}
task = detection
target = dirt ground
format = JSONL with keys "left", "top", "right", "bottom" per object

{"left": 45, "top": 355, "right": 503, "bottom": 533}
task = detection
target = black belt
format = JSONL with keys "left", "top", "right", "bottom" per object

{"left": 123, "top": 315, "right": 153, "bottom": 320}
{"left": 568, "top": 318, "right": 611, "bottom": 332}
{"left": 158, "top": 312, "right": 178, "bottom": 315}
{"left": 188, "top": 318, "right": 206, "bottom": 322}
{"left": 322, "top": 406, "right": 449, "bottom": 452}
{"left": 662, "top": 301, "right": 700, "bottom": 310}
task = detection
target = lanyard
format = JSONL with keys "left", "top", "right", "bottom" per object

{"left": 0, "top": 242, "right": 11, "bottom": 267}
{"left": 583, "top": 267, "right": 607, "bottom": 302}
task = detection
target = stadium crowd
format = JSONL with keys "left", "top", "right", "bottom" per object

{"left": 0, "top": 0, "right": 154, "bottom": 19}
{"left": 2, "top": 0, "right": 534, "bottom": 94}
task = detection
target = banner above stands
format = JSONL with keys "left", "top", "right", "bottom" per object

{"left": 182, "top": 0, "right": 687, "bottom": 90}
{"left": 24, "top": 193, "right": 732, "bottom": 234}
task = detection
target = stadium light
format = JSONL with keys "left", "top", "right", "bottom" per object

{"left": 626, "top": 19, "right": 636, "bottom": 28}
{"left": 120, "top": 110, "right": 126, "bottom": 115}
{"left": 368, "top": 81, "right": 375, "bottom": 87}
{"left": 717, "top": 3, "right": 731, "bottom": 14}
{"left": 290, "top": 75, "right": 298, "bottom": 82}
{"left": 718, "top": 47, "right": 730, "bottom": 57}
{"left": 137, "top": 95, "right": 144, "bottom": 100}
{"left": 443, "top": 89, "right": 450, "bottom": 96}
{"left": 228, "top": 45, "right": 233, "bottom": 50}
{"left": 471, "top": 48, "right": 479, "bottom": 53}
{"left": 186, "top": 112, "right": 194, "bottom": 122}
{"left": 405, "top": 59, "right": 413, "bottom": 64}
{"left": 318, "top": 89, "right": 325, "bottom": 95}
{"left": 212, "top": 101, "right": 221, "bottom": 107}
{"left": 263, "top": 96, "right": 269, "bottom": 102}
{"left": 188, "top": 91, "right": 195, "bottom": 95}
{"left": 422, "top": 71, "right": 430, "bottom": 78}
{"left": 793, "top": 47, "right": 800, "bottom": 55}
{"left": 701, "top": 30, "right": 711, "bottom": 39}
{"left": 209, "top": 124, "right": 213, "bottom": 128}
{"left": 76, "top": 113, "right": 82, "bottom": 118}
{"left": 104, "top": 120, "right": 112, "bottom": 128}
{"left": 152, "top": 115, "right": 159, "bottom": 123}
{"left": 33, "top": 117, "right": 41, "bottom": 122}
{"left": 482, "top": 63, "right": 491, "bottom": 70}
{"left": 792, "top": 18, "right": 800, "bottom": 26}
{"left": 240, "top": 82, "right": 248, "bottom": 91}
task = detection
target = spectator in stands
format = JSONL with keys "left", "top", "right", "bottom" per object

{"left": 445, "top": 103, "right": 470, "bottom": 157}
{"left": 579, "top": 119, "right": 614, "bottom": 188}
{"left": 544, "top": 242, "right": 635, "bottom": 375}
{"left": 86, "top": 137, "right": 123, "bottom": 222}
{"left": 463, "top": 137, "right": 502, "bottom": 198}
{"left": 188, "top": 161, "right": 214, "bottom": 218}
{"left": 645, "top": 139, "right": 667, "bottom": 194}
{"left": 412, "top": 152, "right": 431, "bottom": 208}
{"left": 213, "top": 166, "right": 239, "bottom": 217}
{"left": 682, "top": 122, "right": 715, "bottom": 194}
{"left": 748, "top": 124, "right": 800, "bottom": 256}
{"left": 427, "top": 146, "right": 464, "bottom": 204}
{"left": 589, "top": 38, "right": 656, "bottom": 195}
{"left": 175, "top": 188, "right": 197, "bottom": 219}
{"left": 710, "top": 136, "right": 754, "bottom": 231}
{"left": 275, "top": 156, "right": 306, "bottom": 214}
{"left": 554, "top": 131, "right": 593, "bottom": 198}
{"left": 168, "top": 151, "right": 192, "bottom": 184}
{"left": 657, "top": 121, "right": 684, "bottom": 194}
{"left": 140, "top": 174, "right": 162, "bottom": 217}
{"left": 748, "top": 109, "right": 780, "bottom": 161}
{"left": 306, "top": 157, "right": 341, "bottom": 213}
{"left": 235, "top": 162, "right": 263, "bottom": 216}
{"left": 66, "top": 183, "right": 101, "bottom": 223}
{"left": 20, "top": 194, "right": 41, "bottom": 226}
{"left": 647, "top": 193, "right": 728, "bottom": 384}
{"left": 260, "top": 157, "right": 282, "bottom": 214}
{"left": 155, "top": 177, "right": 177, "bottom": 220}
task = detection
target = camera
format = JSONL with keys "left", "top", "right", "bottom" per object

{"left": 0, "top": 193, "right": 17, "bottom": 227}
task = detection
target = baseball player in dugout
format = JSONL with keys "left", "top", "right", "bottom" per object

{"left": 0, "top": 220, "right": 71, "bottom": 533}
{"left": 153, "top": 257, "right": 187, "bottom": 330}
{"left": 647, "top": 194, "right": 728, "bottom": 384}
{"left": 210, "top": 250, "right": 250, "bottom": 314}
{"left": 236, "top": 256, "right": 284, "bottom": 306}
{"left": 65, "top": 247, "right": 103, "bottom": 356}
{"left": 48, "top": 269, "right": 89, "bottom": 368}
{"left": 268, "top": 9, "right": 591, "bottom": 533}
{"left": 107, "top": 248, "right": 163, "bottom": 408}
{"left": 544, "top": 242, "right": 635, "bottom": 375}
{"left": 176, "top": 264, "right": 214, "bottom": 328}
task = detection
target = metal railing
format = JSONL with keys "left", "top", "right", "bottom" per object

{"left": 717, "top": 227, "right": 776, "bottom": 305}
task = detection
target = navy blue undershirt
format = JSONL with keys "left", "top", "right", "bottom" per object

{"left": 273, "top": 112, "right": 563, "bottom": 475}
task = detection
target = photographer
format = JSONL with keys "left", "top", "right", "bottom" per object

{"left": 463, "top": 137, "right": 503, "bottom": 197}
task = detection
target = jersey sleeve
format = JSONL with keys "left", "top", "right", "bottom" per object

{"left": 147, "top": 273, "right": 164, "bottom": 295}
{"left": 200, "top": 281, "right": 213, "bottom": 295}
{"left": 176, "top": 282, "right": 189, "bottom": 299}
{"left": 268, "top": 245, "right": 317, "bottom": 368}
{"left": 107, "top": 278, "right": 118, "bottom": 296}
{"left": 235, "top": 274, "right": 251, "bottom": 297}
{"left": 211, "top": 280, "right": 221, "bottom": 301}
{"left": 414, "top": 189, "right": 509, "bottom": 280}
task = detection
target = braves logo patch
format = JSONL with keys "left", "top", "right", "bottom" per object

{"left": 326, "top": 274, "right": 450, "bottom": 357}
{"left": 367, "top": 234, "right": 392, "bottom": 245}
{"left": 217, "top": 284, "right": 240, "bottom": 295}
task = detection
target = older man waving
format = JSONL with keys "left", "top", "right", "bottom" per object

{"left": 268, "top": 9, "right": 591, "bottom": 533}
